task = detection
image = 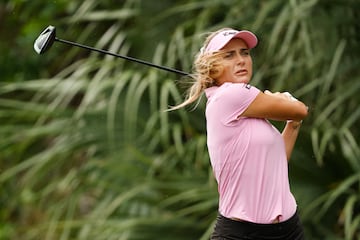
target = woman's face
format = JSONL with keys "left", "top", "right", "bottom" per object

{"left": 216, "top": 38, "right": 253, "bottom": 85}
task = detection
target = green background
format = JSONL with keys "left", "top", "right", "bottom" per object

{"left": 1, "top": 0, "right": 359, "bottom": 239}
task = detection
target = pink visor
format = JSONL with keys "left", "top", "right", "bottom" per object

{"left": 204, "top": 29, "right": 258, "bottom": 53}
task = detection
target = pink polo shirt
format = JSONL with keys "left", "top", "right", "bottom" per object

{"left": 205, "top": 82, "right": 297, "bottom": 224}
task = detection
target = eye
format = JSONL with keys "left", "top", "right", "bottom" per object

{"left": 240, "top": 49, "right": 250, "bottom": 56}
{"left": 223, "top": 51, "right": 234, "bottom": 59}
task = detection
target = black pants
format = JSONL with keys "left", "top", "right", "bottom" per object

{"left": 211, "top": 211, "right": 305, "bottom": 240}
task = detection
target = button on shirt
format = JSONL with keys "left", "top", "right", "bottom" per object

{"left": 205, "top": 83, "right": 297, "bottom": 224}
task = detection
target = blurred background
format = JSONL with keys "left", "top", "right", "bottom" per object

{"left": 1, "top": 0, "right": 359, "bottom": 239}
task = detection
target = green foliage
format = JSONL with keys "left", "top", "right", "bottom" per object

{"left": 1, "top": 0, "right": 359, "bottom": 239}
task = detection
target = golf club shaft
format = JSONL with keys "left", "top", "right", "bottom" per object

{"left": 55, "top": 37, "right": 189, "bottom": 76}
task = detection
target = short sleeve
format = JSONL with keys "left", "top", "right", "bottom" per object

{"left": 216, "top": 83, "right": 260, "bottom": 125}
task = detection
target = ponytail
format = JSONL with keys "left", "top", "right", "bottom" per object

{"left": 167, "top": 28, "right": 231, "bottom": 111}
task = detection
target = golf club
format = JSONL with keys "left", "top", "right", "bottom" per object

{"left": 34, "top": 25, "right": 189, "bottom": 76}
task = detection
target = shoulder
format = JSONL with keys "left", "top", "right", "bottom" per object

{"left": 221, "top": 82, "right": 258, "bottom": 91}
{"left": 218, "top": 83, "right": 260, "bottom": 99}
{"left": 205, "top": 83, "right": 260, "bottom": 106}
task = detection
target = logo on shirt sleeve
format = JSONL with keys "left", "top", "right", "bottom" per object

{"left": 244, "top": 84, "right": 252, "bottom": 90}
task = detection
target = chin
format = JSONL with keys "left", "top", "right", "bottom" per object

{"left": 237, "top": 79, "right": 250, "bottom": 84}
{"left": 233, "top": 75, "right": 250, "bottom": 84}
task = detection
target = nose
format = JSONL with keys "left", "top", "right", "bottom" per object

{"left": 235, "top": 52, "right": 245, "bottom": 65}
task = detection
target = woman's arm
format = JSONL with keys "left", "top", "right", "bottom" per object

{"left": 241, "top": 90, "right": 308, "bottom": 161}
{"left": 241, "top": 90, "right": 308, "bottom": 122}
{"left": 282, "top": 120, "right": 302, "bottom": 161}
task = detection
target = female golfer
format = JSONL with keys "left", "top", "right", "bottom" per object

{"left": 171, "top": 28, "right": 308, "bottom": 239}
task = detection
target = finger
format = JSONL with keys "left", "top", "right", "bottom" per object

{"left": 283, "top": 92, "right": 298, "bottom": 101}
{"left": 264, "top": 90, "right": 272, "bottom": 94}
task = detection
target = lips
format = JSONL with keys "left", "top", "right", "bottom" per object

{"left": 235, "top": 69, "right": 248, "bottom": 75}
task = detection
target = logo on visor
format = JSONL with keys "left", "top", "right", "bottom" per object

{"left": 223, "top": 31, "right": 237, "bottom": 36}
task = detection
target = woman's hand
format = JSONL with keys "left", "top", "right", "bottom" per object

{"left": 264, "top": 90, "right": 297, "bottom": 101}
{"left": 264, "top": 90, "right": 304, "bottom": 126}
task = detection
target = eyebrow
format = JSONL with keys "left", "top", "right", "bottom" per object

{"left": 223, "top": 48, "right": 249, "bottom": 53}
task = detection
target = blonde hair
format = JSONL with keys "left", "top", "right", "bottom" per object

{"left": 168, "top": 28, "right": 233, "bottom": 111}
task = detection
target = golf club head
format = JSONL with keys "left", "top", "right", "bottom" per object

{"left": 34, "top": 25, "right": 56, "bottom": 54}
